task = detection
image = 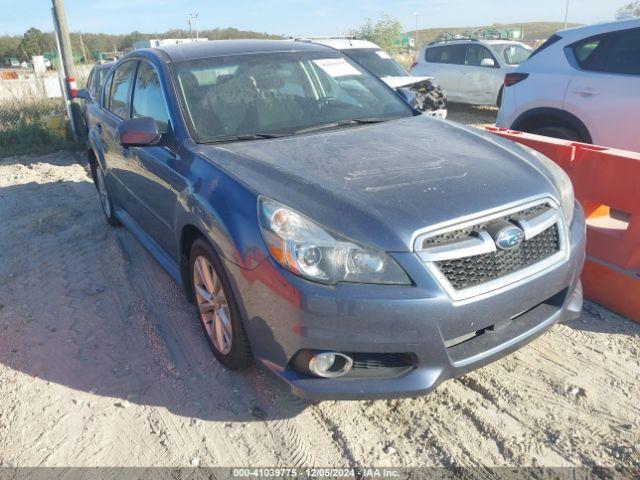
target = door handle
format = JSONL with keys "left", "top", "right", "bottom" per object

{"left": 572, "top": 87, "right": 597, "bottom": 97}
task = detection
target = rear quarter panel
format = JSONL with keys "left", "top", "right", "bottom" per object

{"left": 497, "top": 46, "right": 574, "bottom": 127}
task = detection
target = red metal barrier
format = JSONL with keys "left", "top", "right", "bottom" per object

{"left": 486, "top": 127, "right": 640, "bottom": 323}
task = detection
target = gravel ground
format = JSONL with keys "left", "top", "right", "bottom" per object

{"left": 446, "top": 103, "right": 499, "bottom": 127}
{"left": 0, "top": 115, "right": 639, "bottom": 470}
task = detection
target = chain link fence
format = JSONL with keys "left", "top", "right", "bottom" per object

{"left": 0, "top": 66, "right": 91, "bottom": 156}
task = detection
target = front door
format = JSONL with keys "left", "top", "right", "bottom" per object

{"left": 125, "top": 60, "right": 185, "bottom": 258}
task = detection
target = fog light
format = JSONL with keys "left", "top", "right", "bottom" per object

{"left": 308, "top": 352, "right": 353, "bottom": 378}
{"left": 313, "top": 352, "right": 335, "bottom": 372}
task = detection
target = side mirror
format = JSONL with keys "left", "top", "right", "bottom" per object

{"left": 117, "top": 117, "right": 161, "bottom": 147}
{"left": 76, "top": 88, "right": 92, "bottom": 101}
{"left": 480, "top": 58, "right": 496, "bottom": 68}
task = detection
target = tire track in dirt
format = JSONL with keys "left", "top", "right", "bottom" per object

{"left": 1, "top": 152, "right": 639, "bottom": 469}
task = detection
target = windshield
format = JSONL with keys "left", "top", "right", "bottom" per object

{"left": 341, "top": 48, "right": 409, "bottom": 77}
{"left": 492, "top": 44, "right": 532, "bottom": 65}
{"left": 173, "top": 51, "right": 413, "bottom": 143}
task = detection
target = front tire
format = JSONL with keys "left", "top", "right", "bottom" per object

{"left": 190, "top": 238, "right": 253, "bottom": 370}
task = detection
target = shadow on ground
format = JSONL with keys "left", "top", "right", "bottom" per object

{"left": 0, "top": 170, "right": 309, "bottom": 423}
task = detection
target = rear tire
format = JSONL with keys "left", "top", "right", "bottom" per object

{"left": 532, "top": 126, "right": 584, "bottom": 142}
{"left": 95, "top": 165, "right": 120, "bottom": 227}
{"left": 189, "top": 238, "right": 253, "bottom": 370}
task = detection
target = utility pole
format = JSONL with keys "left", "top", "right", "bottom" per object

{"left": 51, "top": 0, "right": 83, "bottom": 139}
{"left": 414, "top": 12, "right": 419, "bottom": 51}
{"left": 79, "top": 33, "right": 87, "bottom": 62}
{"left": 564, "top": 0, "right": 570, "bottom": 29}
{"left": 51, "top": 0, "right": 75, "bottom": 79}
{"left": 189, "top": 13, "right": 199, "bottom": 41}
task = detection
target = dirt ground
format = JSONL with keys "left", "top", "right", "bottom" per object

{"left": 446, "top": 103, "right": 499, "bottom": 127}
{"left": 1, "top": 112, "right": 639, "bottom": 470}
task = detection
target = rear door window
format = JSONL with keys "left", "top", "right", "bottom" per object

{"left": 440, "top": 45, "right": 466, "bottom": 65}
{"left": 572, "top": 28, "right": 640, "bottom": 76}
{"left": 604, "top": 28, "right": 640, "bottom": 75}
{"left": 425, "top": 47, "right": 442, "bottom": 63}
{"left": 109, "top": 60, "right": 137, "bottom": 119}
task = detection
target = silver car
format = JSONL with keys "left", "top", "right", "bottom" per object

{"left": 412, "top": 39, "right": 532, "bottom": 107}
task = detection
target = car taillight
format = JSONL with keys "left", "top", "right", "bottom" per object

{"left": 410, "top": 61, "right": 418, "bottom": 69}
{"left": 504, "top": 73, "right": 529, "bottom": 87}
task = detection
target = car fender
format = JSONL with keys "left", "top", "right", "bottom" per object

{"left": 175, "top": 164, "right": 268, "bottom": 277}
{"left": 87, "top": 124, "right": 108, "bottom": 171}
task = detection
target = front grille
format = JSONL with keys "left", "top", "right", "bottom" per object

{"left": 438, "top": 225, "right": 560, "bottom": 290}
{"left": 421, "top": 204, "right": 550, "bottom": 248}
{"left": 417, "top": 202, "right": 563, "bottom": 293}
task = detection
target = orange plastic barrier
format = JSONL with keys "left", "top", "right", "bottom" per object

{"left": 486, "top": 127, "right": 640, "bottom": 323}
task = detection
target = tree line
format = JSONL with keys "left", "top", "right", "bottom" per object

{"left": 3, "top": 2, "right": 637, "bottom": 65}
{"left": 0, "top": 27, "right": 282, "bottom": 63}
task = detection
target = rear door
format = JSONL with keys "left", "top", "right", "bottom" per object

{"left": 565, "top": 27, "right": 640, "bottom": 151}
{"left": 422, "top": 45, "right": 466, "bottom": 102}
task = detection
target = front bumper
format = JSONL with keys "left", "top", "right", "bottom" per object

{"left": 226, "top": 205, "right": 586, "bottom": 401}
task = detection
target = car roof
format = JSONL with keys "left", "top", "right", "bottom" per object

{"left": 147, "top": 39, "right": 332, "bottom": 62}
{"left": 297, "top": 38, "right": 381, "bottom": 50}
{"left": 425, "top": 39, "right": 528, "bottom": 48}
{"left": 555, "top": 18, "right": 640, "bottom": 40}
{"left": 91, "top": 63, "right": 114, "bottom": 71}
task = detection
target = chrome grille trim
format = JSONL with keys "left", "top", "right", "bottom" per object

{"left": 515, "top": 207, "right": 560, "bottom": 240}
{"left": 413, "top": 197, "right": 569, "bottom": 303}
{"left": 417, "top": 231, "right": 496, "bottom": 263}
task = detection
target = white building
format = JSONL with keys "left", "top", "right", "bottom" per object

{"left": 133, "top": 38, "right": 209, "bottom": 50}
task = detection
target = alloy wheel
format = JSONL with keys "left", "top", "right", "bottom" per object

{"left": 193, "top": 255, "right": 233, "bottom": 355}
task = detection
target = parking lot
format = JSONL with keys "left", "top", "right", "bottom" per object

{"left": 1, "top": 104, "right": 638, "bottom": 469}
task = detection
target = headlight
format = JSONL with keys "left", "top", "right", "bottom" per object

{"left": 518, "top": 145, "right": 575, "bottom": 224}
{"left": 258, "top": 198, "right": 411, "bottom": 285}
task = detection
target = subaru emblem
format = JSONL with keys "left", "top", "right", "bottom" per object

{"left": 494, "top": 225, "right": 525, "bottom": 250}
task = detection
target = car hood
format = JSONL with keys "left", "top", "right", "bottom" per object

{"left": 196, "top": 116, "right": 557, "bottom": 252}
{"left": 381, "top": 76, "right": 433, "bottom": 89}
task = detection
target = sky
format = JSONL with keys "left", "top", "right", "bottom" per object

{"left": 1, "top": 0, "right": 631, "bottom": 37}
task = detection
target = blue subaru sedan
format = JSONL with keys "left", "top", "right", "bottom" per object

{"left": 82, "top": 40, "right": 585, "bottom": 400}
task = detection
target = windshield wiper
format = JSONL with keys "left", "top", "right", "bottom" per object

{"left": 203, "top": 132, "right": 290, "bottom": 144}
{"left": 293, "top": 117, "right": 391, "bottom": 135}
